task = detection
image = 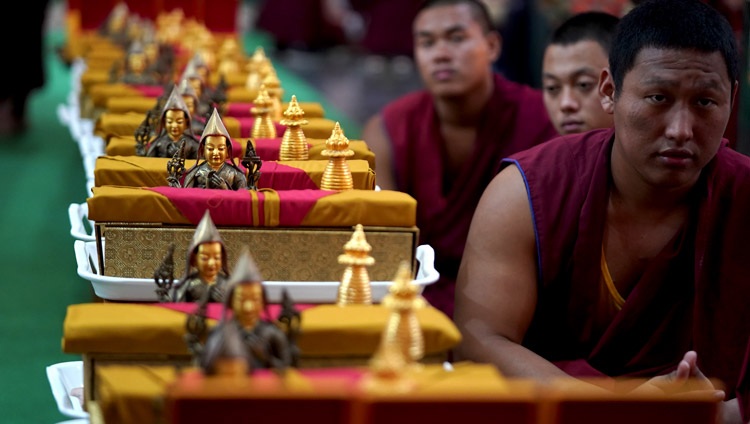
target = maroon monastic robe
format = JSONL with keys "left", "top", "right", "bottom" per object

{"left": 382, "top": 73, "right": 558, "bottom": 317}
{"left": 504, "top": 128, "right": 750, "bottom": 420}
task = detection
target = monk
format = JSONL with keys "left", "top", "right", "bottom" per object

{"left": 541, "top": 11, "right": 618, "bottom": 135}
{"left": 361, "top": 0, "right": 558, "bottom": 318}
{"left": 454, "top": 1, "right": 750, "bottom": 422}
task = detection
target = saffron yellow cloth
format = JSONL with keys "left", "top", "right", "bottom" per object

{"left": 104, "top": 95, "right": 326, "bottom": 118}
{"left": 95, "top": 112, "right": 337, "bottom": 140}
{"left": 94, "top": 111, "right": 240, "bottom": 139}
{"left": 89, "top": 83, "right": 152, "bottom": 108}
{"left": 96, "top": 365, "right": 177, "bottom": 424}
{"left": 86, "top": 186, "right": 416, "bottom": 227}
{"left": 104, "top": 136, "right": 376, "bottom": 170}
{"left": 61, "top": 303, "right": 460, "bottom": 357}
{"left": 93, "top": 156, "right": 376, "bottom": 190}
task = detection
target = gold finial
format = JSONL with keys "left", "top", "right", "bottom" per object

{"left": 246, "top": 46, "right": 267, "bottom": 74}
{"left": 251, "top": 84, "right": 277, "bottom": 139}
{"left": 320, "top": 122, "right": 354, "bottom": 191}
{"left": 262, "top": 68, "right": 284, "bottom": 121}
{"left": 246, "top": 56, "right": 273, "bottom": 90}
{"left": 359, "top": 338, "right": 415, "bottom": 394}
{"left": 279, "top": 95, "right": 309, "bottom": 161}
{"left": 336, "top": 224, "right": 376, "bottom": 306}
{"left": 380, "top": 261, "right": 426, "bottom": 365}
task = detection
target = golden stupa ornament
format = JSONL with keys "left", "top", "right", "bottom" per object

{"left": 245, "top": 46, "right": 268, "bottom": 75}
{"left": 381, "top": 261, "right": 426, "bottom": 365}
{"left": 336, "top": 224, "right": 376, "bottom": 306}
{"left": 246, "top": 55, "right": 272, "bottom": 91}
{"left": 279, "top": 95, "right": 309, "bottom": 161}
{"left": 251, "top": 84, "right": 277, "bottom": 139}
{"left": 262, "top": 68, "right": 284, "bottom": 121}
{"left": 320, "top": 122, "right": 354, "bottom": 191}
{"left": 359, "top": 337, "right": 415, "bottom": 394}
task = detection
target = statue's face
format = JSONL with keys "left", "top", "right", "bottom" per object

{"left": 182, "top": 95, "right": 196, "bottom": 116}
{"left": 232, "top": 283, "right": 264, "bottom": 328}
{"left": 189, "top": 78, "right": 203, "bottom": 98}
{"left": 203, "top": 135, "right": 228, "bottom": 170}
{"left": 128, "top": 53, "right": 147, "bottom": 73}
{"left": 194, "top": 241, "right": 222, "bottom": 283}
{"left": 165, "top": 109, "right": 187, "bottom": 140}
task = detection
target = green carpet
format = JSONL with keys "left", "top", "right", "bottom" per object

{"left": 0, "top": 29, "right": 360, "bottom": 424}
{"left": 0, "top": 30, "right": 90, "bottom": 424}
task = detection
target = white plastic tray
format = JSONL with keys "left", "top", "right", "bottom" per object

{"left": 74, "top": 240, "right": 439, "bottom": 303}
{"left": 46, "top": 361, "right": 88, "bottom": 420}
{"left": 68, "top": 202, "right": 96, "bottom": 242}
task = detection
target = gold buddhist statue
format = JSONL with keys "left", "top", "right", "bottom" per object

{"left": 187, "top": 248, "right": 301, "bottom": 375}
{"left": 154, "top": 210, "right": 230, "bottom": 303}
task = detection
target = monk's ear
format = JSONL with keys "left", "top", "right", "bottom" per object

{"left": 486, "top": 31, "right": 501, "bottom": 63}
{"left": 599, "top": 68, "right": 615, "bottom": 114}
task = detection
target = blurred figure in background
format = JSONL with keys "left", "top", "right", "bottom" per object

{"left": 0, "top": 0, "right": 50, "bottom": 136}
{"left": 541, "top": 11, "right": 618, "bottom": 135}
{"left": 362, "top": 0, "right": 557, "bottom": 318}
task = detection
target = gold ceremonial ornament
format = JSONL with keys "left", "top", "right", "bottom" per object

{"left": 279, "top": 95, "right": 309, "bottom": 161}
{"left": 336, "top": 224, "right": 375, "bottom": 306}
{"left": 246, "top": 46, "right": 267, "bottom": 74}
{"left": 320, "top": 122, "right": 354, "bottom": 191}
{"left": 251, "top": 84, "right": 277, "bottom": 139}
{"left": 262, "top": 68, "right": 284, "bottom": 121}
{"left": 246, "top": 57, "right": 273, "bottom": 91}
{"left": 381, "top": 261, "right": 426, "bottom": 365}
{"left": 359, "top": 338, "right": 415, "bottom": 394}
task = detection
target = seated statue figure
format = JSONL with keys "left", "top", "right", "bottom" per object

{"left": 143, "top": 85, "right": 200, "bottom": 159}
{"left": 168, "top": 108, "right": 249, "bottom": 190}
{"left": 154, "top": 210, "right": 230, "bottom": 303}
{"left": 113, "top": 40, "right": 160, "bottom": 85}
{"left": 187, "top": 248, "right": 301, "bottom": 374}
{"left": 177, "top": 78, "right": 207, "bottom": 136}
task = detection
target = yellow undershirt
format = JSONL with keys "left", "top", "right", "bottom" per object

{"left": 601, "top": 245, "right": 626, "bottom": 310}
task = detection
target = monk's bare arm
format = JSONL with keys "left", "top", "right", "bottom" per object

{"left": 454, "top": 165, "right": 570, "bottom": 380}
{"left": 361, "top": 114, "right": 396, "bottom": 191}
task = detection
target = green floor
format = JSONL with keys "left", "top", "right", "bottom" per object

{"left": 0, "top": 30, "right": 360, "bottom": 424}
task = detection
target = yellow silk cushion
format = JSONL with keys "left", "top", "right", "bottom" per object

{"left": 62, "top": 303, "right": 460, "bottom": 357}
{"left": 93, "top": 156, "right": 376, "bottom": 190}
{"left": 104, "top": 96, "right": 326, "bottom": 119}
{"left": 96, "top": 112, "right": 336, "bottom": 140}
{"left": 104, "top": 136, "right": 375, "bottom": 170}
{"left": 85, "top": 186, "right": 415, "bottom": 227}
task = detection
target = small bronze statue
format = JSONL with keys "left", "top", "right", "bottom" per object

{"left": 142, "top": 85, "right": 200, "bottom": 159}
{"left": 185, "top": 248, "right": 301, "bottom": 375}
{"left": 111, "top": 40, "right": 160, "bottom": 85}
{"left": 154, "top": 210, "right": 230, "bottom": 303}
{"left": 167, "top": 108, "right": 253, "bottom": 191}
{"left": 177, "top": 78, "right": 206, "bottom": 136}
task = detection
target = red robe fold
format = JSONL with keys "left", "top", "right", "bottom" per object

{"left": 382, "top": 73, "right": 558, "bottom": 317}
{"left": 504, "top": 128, "right": 750, "bottom": 420}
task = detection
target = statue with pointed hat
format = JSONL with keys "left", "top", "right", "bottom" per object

{"left": 141, "top": 85, "right": 200, "bottom": 159}
{"left": 112, "top": 40, "right": 160, "bottom": 85}
{"left": 167, "top": 108, "right": 250, "bottom": 190}
{"left": 177, "top": 78, "right": 207, "bottom": 135}
{"left": 185, "top": 247, "right": 301, "bottom": 375}
{"left": 154, "top": 210, "right": 230, "bottom": 303}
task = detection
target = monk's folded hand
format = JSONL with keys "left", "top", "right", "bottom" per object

{"left": 631, "top": 351, "right": 725, "bottom": 399}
